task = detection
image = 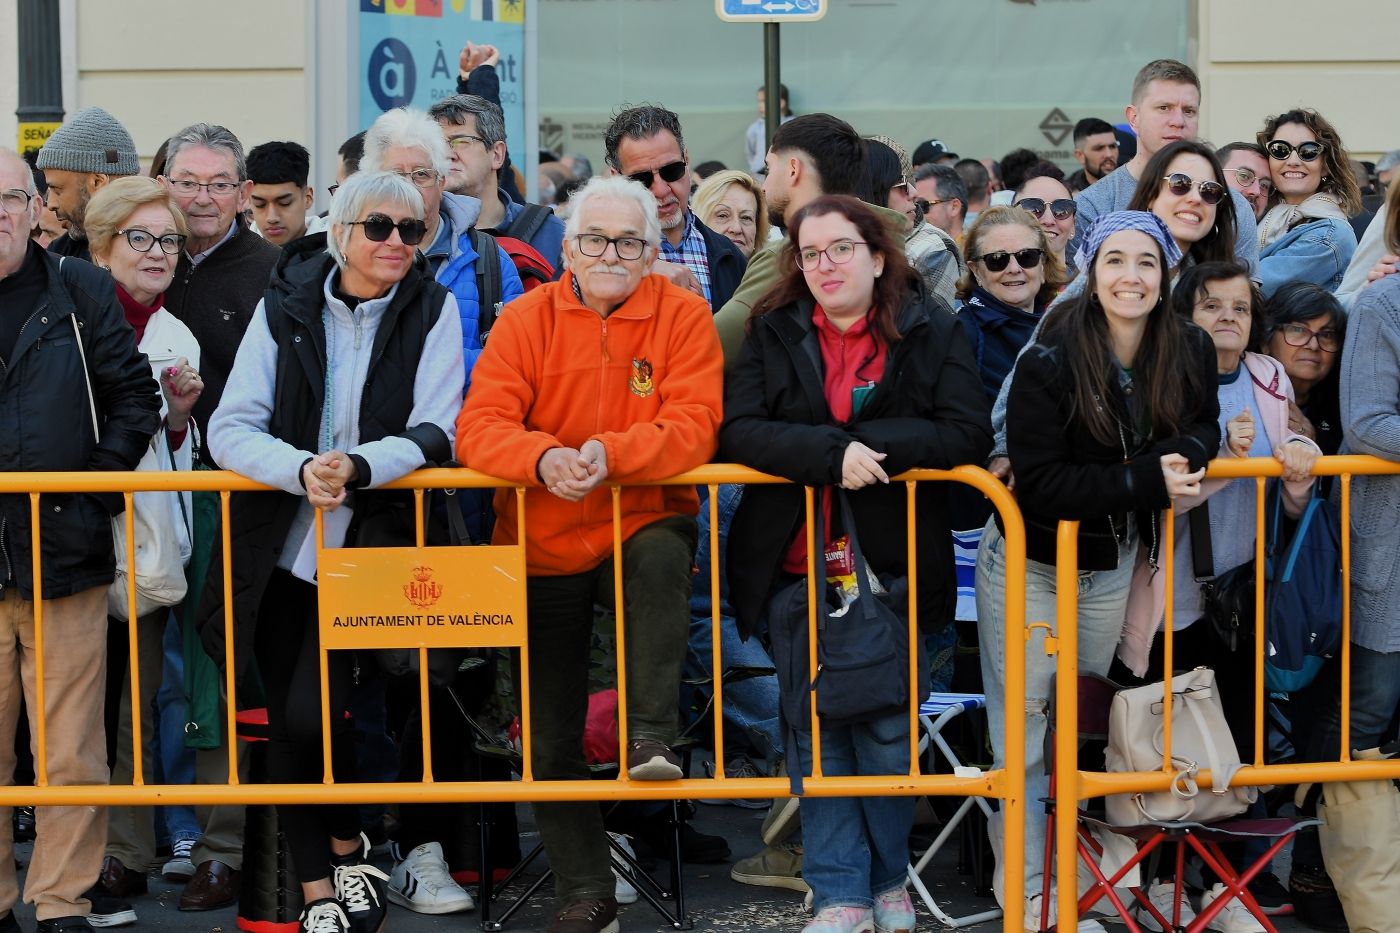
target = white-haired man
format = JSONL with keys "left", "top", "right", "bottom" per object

{"left": 459, "top": 176, "right": 723, "bottom": 933}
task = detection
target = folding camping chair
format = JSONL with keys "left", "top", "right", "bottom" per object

{"left": 905, "top": 691, "right": 1003, "bottom": 928}
{"left": 1043, "top": 674, "right": 1321, "bottom": 933}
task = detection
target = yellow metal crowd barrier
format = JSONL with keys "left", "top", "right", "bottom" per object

{"left": 1051, "top": 454, "right": 1400, "bottom": 931}
{"left": 0, "top": 464, "right": 1030, "bottom": 931}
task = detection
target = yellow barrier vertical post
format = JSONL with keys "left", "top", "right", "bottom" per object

{"left": 707, "top": 484, "right": 726, "bottom": 788}
{"left": 221, "top": 491, "right": 239, "bottom": 783}
{"left": 1054, "top": 520, "right": 1081, "bottom": 933}
{"left": 1162, "top": 511, "right": 1174, "bottom": 771}
{"left": 612, "top": 488, "right": 629, "bottom": 775}
{"left": 1340, "top": 474, "right": 1351, "bottom": 761}
{"left": 516, "top": 487, "right": 533, "bottom": 781}
{"left": 414, "top": 489, "right": 433, "bottom": 784}
{"left": 29, "top": 493, "right": 47, "bottom": 786}
{"left": 906, "top": 481, "right": 919, "bottom": 775}
{"left": 992, "top": 470, "right": 1027, "bottom": 933}
{"left": 805, "top": 485, "right": 822, "bottom": 778}
{"left": 1253, "top": 477, "right": 1267, "bottom": 767}
{"left": 316, "top": 509, "right": 334, "bottom": 784}
{"left": 122, "top": 493, "right": 144, "bottom": 784}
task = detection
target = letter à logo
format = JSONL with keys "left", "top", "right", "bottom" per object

{"left": 403, "top": 564, "right": 442, "bottom": 609}
{"left": 629, "top": 358, "right": 654, "bottom": 398}
{"left": 367, "top": 38, "right": 416, "bottom": 112}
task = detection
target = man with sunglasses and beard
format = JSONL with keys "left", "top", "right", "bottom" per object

{"left": 604, "top": 105, "right": 746, "bottom": 311}
{"left": 1068, "top": 59, "right": 1259, "bottom": 275}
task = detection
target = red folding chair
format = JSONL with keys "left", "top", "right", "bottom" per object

{"left": 1041, "top": 674, "right": 1320, "bottom": 933}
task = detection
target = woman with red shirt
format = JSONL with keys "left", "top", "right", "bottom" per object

{"left": 720, "top": 195, "right": 992, "bottom": 933}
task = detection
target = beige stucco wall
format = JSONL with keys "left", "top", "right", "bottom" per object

{"left": 1, "top": 0, "right": 20, "bottom": 151}
{"left": 1195, "top": 0, "right": 1400, "bottom": 158}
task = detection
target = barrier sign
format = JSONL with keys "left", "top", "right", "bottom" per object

{"left": 18, "top": 122, "right": 61, "bottom": 155}
{"left": 715, "top": 0, "right": 825, "bottom": 23}
{"left": 317, "top": 545, "right": 526, "bottom": 650}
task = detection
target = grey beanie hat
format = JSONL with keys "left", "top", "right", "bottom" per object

{"left": 35, "top": 106, "right": 140, "bottom": 176}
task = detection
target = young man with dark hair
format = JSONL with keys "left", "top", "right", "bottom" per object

{"left": 246, "top": 141, "right": 324, "bottom": 246}
{"left": 1216, "top": 141, "right": 1272, "bottom": 221}
{"left": 953, "top": 157, "right": 992, "bottom": 229}
{"left": 713, "top": 112, "right": 866, "bottom": 362}
{"left": 914, "top": 163, "right": 968, "bottom": 240}
{"left": 1067, "top": 117, "right": 1120, "bottom": 193}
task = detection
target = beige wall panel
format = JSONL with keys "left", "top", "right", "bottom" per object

{"left": 0, "top": 0, "right": 17, "bottom": 150}
{"left": 75, "top": 0, "right": 303, "bottom": 71}
{"left": 1200, "top": 67, "right": 1399, "bottom": 157}
{"left": 1204, "top": 0, "right": 1400, "bottom": 62}
{"left": 76, "top": 72, "right": 307, "bottom": 161}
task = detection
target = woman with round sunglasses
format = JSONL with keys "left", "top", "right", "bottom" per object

{"left": 977, "top": 212, "right": 1220, "bottom": 932}
{"left": 203, "top": 171, "right": 465, "bottom": 933}
{"left": 82, "top": 176, "right": 204, "bottom": 896}
{"left": 1255, "top": 109, "right": 1360, "bottom": 297}
{"left": 1012, "top": 167, "right": 1077, "bottom": 276}
{"left": 722, "top": 195, "right": 992, "bottom": 933}
{"left": 1126, "top": 139, "right": 1239, "bottom": 271}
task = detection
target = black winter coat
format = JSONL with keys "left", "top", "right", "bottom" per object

{"left": 0, "top": 248, "right": 161, "bottom": 600}
{"left": 696, "top": 218, "right": 747, "bottom": 313}
{"left": 1005, "top": 325, "right": 1220, "bottom": 570}
{"left": 720, "top": 289, "right": 993, "bottom": 638}
{"left": 198, "top": 237, "right": 453, "bottom": 675}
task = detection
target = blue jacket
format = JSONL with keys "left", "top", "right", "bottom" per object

{"left": 1259, "top": 217, "right": 1356, "bottom": 298}
{"left": 435, "top": 191, "right": 525, "bottom": 389}
{"left": 497, "top": 191, "right": 566, "bottom": 277}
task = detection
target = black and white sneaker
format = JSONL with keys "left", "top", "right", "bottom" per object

{"left": 331, "top": 836, "right": 390, "bottom": 933}
{"left": 82, "top": 888, "right": 136, "bottom": 929}
{"left": 299, "top": 897, "right": 350, "bottom": 933}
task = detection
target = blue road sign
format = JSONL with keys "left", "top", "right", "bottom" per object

{"left": 716, "top": 0, "right": 826, "bottom": 24}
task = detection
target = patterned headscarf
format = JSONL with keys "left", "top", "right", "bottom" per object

{"left": 1072, "top": 210, "right": 1183, "bottom": 274}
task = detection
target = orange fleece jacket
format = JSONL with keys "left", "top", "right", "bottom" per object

{"left": 457, "top": 272, "right": 723, "bottom": 575}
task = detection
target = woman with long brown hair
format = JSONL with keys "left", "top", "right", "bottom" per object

{"left": 721, "top": 195, "right": 991, "bottom": 933}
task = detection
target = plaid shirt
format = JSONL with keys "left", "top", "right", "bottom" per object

{"left": 659, "top": 211, "right": 712, "bottom": 305}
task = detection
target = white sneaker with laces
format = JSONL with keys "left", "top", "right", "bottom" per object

{"left": 162, "top": 837, "right": 197, "bottom": 883}
{"left": 1200, "top": 883, "right": 1266, "bottom": 933}
{"left": 300, "top": 898, "right": 351, "bottom": 933}
{"left": 1133, "top": 880, "right": 1198, "bottom": 932}
{"left": 334, "top": 856, "right": 392, "bottom": 933}
{"left": 609, "top": 832, "right": 639, "bottom": 905}
{"left": 388, "top": 841, "right": 474, "bottom": 914}
{"left": 1022, "top": 892, "right": 1106, "bottom": 933}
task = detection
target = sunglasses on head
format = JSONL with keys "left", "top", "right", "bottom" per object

{"left": 626, "top": 160, "right": 687, "bottom": 189}
{"left": 1266, "top": 140, "right": 1325, "bottom": 163}
{"left": 970, "top": 248, "right": 1044, "bottom": 272}
{"left": 348, "top": 213, "right": 427, "bottom": 246}
{"left": 1162, "top": 173, "right": 1226, "bottom": 204}
{"left": 1017, "top": 197, "right": 1077, "bottom": 220}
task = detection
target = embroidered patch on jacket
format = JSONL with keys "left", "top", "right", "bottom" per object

{"left": 629, "top": 358, "right": 654, "bottom": 398}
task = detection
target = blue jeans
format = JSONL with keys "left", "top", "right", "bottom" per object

{"left": 686, "top": 484, "right": 784, "bottom": 765}
{"left": 156, "top": 613, "right": 201, "bottom": 845}
{"left": 975, "top": 517, "right": 1136, "bottom": 898}
{"left": 1317, "top": 643, "right": 1400, "bottom": 757}
{"left": 794, "top": 709, "right": 916, "bottom": 911}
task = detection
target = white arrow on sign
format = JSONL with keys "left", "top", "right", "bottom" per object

{"left": 716, "top": 0, "right": 826, "bottom": 23}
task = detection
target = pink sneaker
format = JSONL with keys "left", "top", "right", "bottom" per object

{"left": 874, "top": 887, "right": 916, "bottom": 933}
{"left": 803, "top": 905, "right": 876, "bottom": 933}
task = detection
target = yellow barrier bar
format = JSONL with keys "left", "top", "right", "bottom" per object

{"left": 611, "top": 487, "right": 631, "bottom": 778}
{"left": 316, "top": 509, "right": 334, "bottom": 784}
{"left": 122, "top": 492, "right": 143, "bottom": 785}
{"left": 28, "top": 493, "right": 47, "bottom": 787}
{"left": 515, "top": 486, "right": 533, "bottom": 782}
{"left": 221, "top": 490, "right": 239, "bottom": 784}
{"left": 1340, "top": 474, "right": 1352, "bottom": 762}
{"left": 414, "top": 489, "right": 433, "bottom": 785}
{"left": 1054, "top": 520, "right": 1081, "bottom": 933}
{"left": 804, "top": 484, "right": 822, "bottom": 779}
{"left": 1162, "top": 508, "right": 1174, "bottom": 774}
{"left": 707, "top": 483, "right": 726, "bottom": 784}
{"left": 1253, "top": 476, "right": 1266, "bottom": 768}
{"left": 905, "top": 480, "right": 919, "bottom": 776}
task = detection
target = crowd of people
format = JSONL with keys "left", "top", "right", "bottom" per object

{"left": 1, "top": 45, "right": 1398, "bottom": 933}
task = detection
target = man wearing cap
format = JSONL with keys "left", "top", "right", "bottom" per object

{"left": 34, "top": 107, "right": 141, "bottom": 262}
{"left": 911, "top": 139, "right": 958, "bottom": 169}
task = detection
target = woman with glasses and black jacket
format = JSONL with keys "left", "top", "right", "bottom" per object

{"left": 201, "top": 171, "right": 465, "bottom": 933}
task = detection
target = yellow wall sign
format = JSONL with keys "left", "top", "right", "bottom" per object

{"left": 317, "top": 545, "right": 526, "bottom": 650}
{"left": 18, "top": 122, "right": 61, "bottom": 155}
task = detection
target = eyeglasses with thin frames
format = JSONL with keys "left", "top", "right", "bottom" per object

{"left": 393, "top": 169, "right": 440, "bottom": 189}
{"left": 1278, "top": 322, "right": 1340, "bottom": 353}
{"left": 796, "top": 239, "right": 867, "bottom": 271}
{"left": 1229, "top": 167, "right": 1274, "bottom": 193}
{"left": 0, "top": 188, "right": 32, "bottom": 214}
{"left": 167, "top": 178, "right": 241, "bottom": 198}
{"left": 447, "top": 134, "right": 488, "bottom": 151}
{"left": 1162, "top": 173, "right": 1226, "bottom": 205}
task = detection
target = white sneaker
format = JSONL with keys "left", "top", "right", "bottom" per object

{"left": 388, "top": 841, "right": 475, "bottom": 914}
{"left": 162, "top": 837, "right": 197, "bottom": 883}
{"left": 608, "top": 832, "right": 639, "bottom": 905}
{"left": 1200, "top": 883, "right": 1265, "bottom": 933}
{"left": 1023, "top": 892, "right": 1106, "bottom": 933}
{"left": 1133, "top": 880, "right": 1198, "bottom": 932}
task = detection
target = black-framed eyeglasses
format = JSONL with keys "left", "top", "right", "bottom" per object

{"left": 393, "top": 169, "right": 440, "bottom": 189}
{"left": 167, "top": 178, "right": 241, "bottom": 198}
{"left": 347, "top": 213, "right": 428, "bottom": 245}
{"left": 574, "top": 233, "right": 647, "bottom": 260}
{"left": 796, "top": 239, "right": 867, "bottom": 271}
{"left": 328, "top": 184, "right": 340, "bottom": 198}
{"left": 1229, "top": 167, "right": 1274, "bottom": 193}
{"left": 0, "top": 188, "right": 31, "bottom": 214}
{"left": 1162, "top": 173, "right": 1226, "bottom": 205}
{"left": 1279, "top": 322, "right": 1340, "bottom": 352}
{"left": 626, "top": 160, "right": 687, "bottom": 189}
{"left": 969, "top": 248, "right": 1044, "bottom": 273}
{"left": 1016, "top": 197, "right": 1077, "bottom": 220}
{"left": 447, "top": 134, "right": 488, "bottom": 151}
{"left": 116, "top": 228, "right": 187, "bottom": 255}
{"left": 1266, "top": 140, "right": 1325, "bottom": 163}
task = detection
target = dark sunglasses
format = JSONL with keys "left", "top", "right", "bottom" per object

{"left": 626, "top": 160, "right": 687, "bottom": 189}
{"left": 1017, "top": 197, "right": 1077, "bottom": 220}
{"left": 970, "top": 248, "right": 1043, "bottom": 272}
{"left": 1266, "top": 140, "right": 1325, "bottom": 163}
{"left": 1163, "top": 173, "right": 1226, "bottom": 205}
{"left": 347, "top": 213, "right": 427, "bottom": 245}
